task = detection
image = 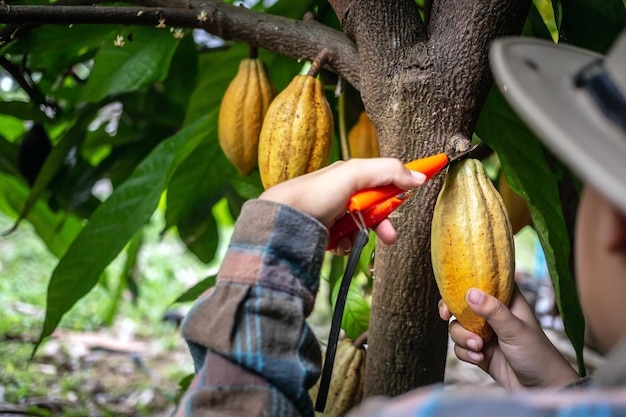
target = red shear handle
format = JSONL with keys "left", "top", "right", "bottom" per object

{"left": 347, "top": 153, "right": 448, "bottom": 212}
{"left": 327, "top": 193, "right": 410, "bottom": 251}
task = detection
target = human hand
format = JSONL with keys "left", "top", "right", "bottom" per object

{"left": 439, "top": 285, "right": 579, "bottom": 391}
{"left": 259, "top": 158, "right": 426, "bottom": 254}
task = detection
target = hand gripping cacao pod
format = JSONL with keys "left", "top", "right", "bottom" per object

{"left": 498, "top": 171, "right": 532, "bottom": 234}
{"left": 431, "top": 158, "right": 515, "bottom": 341}
{"left": 309, "top": 339, "right": 365, "bottom": 417}
{"left": 218, "top": 57, "right": 276, "bottom": 176}
{"left": 348, "top": 111, "right": 380, "bottom": 159}
{"left": 258, "top": 74, "right": 334, "bottom": 189}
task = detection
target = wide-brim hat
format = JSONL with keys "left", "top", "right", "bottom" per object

{"left": 489, "top": 32, "right": 626, "bottom": 214}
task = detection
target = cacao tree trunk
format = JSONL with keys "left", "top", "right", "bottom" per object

{"left": 330, "top": 0, "right": 530, "bottom": 397}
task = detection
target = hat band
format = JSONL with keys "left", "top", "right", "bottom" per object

{"left": 574, "top": 59, "right": 626, "bottom": 132}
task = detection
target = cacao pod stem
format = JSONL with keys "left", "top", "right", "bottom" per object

{"left": 308, "top": 48, "right": 331, "bottom": 78}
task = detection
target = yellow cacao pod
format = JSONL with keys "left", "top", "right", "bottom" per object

{"left": 498, "top": 171, "right": 532, "bottom": 234}
{"left": 348, "top": 111, "right": 380, "bottom": 159}
{"left": 218, "top": 58, "right": 276, "bottom": 176}
{"left": 258, "top": 74, "right": 334, "bottom": 189}
{"left": 309, "top": 339, "right": 365, "bottom": 417}
{"left": 431, "top": 158, "right": 515, "bottom": 341}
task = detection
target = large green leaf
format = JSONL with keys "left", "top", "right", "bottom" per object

{"left": 331, "top": 275, "right": 371, "bottom": 340}
{"left": 177, "top": 199, "right": 220, "bottom": 263}
{"left": 0, "top": 135, "right": 19, "bottom": 176}
{"left": 82, "top": 26, "right": 180, "bottom": 102}
{"left": 476, "top": 87, "right": 586, "bottom": 374}
{"left": 0, "top": 173, "right": 82, "bottom": 258}
{"left": 172, "top": 275, "right": 217, "bottom": 304}
{"left": 11, "top": 106, "right": 98, "bottom": 230}
{"left": 0, "top": 101, "right": 48, "bottom": 123}
{"left": 165, "top": 132, "right": 235, "bottom": 229}
{"left": 4, "top": 24, "right": 115, "bottom": 74}
{"left": 560, "top": 0, "right": 625, "bottom": 53}
{"left": 37, "top": 114, "right": 213, "bottom": 348}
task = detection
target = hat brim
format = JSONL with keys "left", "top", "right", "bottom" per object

{"left": 490, "top": 37, "right": 626, "bottom": 214}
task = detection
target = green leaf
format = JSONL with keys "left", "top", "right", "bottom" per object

{"left": 0, "top": 135, "right": 19, "bottom": 177}
{"left": 172, "top": 275, "right": 217, "bottom": 304}
{"left": 6, "top": 24, "right": 115, "bottom": 74}
{"left": 36, "top": 114, "right": 213, "bottom": 350}
{"left": 0, "top": 173, "right": 82, "bottom": 258}
{"left": 103, "top": 231, "right": 144, "bottom": 325}
{"left": 11, "top": 105, "right": 98, "bottom": 229}
{"left": 327, "top": 253, "right": 345, "bottom": 307}
{"left": 82, "top": 26, "right": 180, "bottom": 102}
{"left": 178, "top": 200, "right": 220, "bottom": 263}
{"left": 524, "top": 2, "right": 557, "bottom": 41}
{"left": 476, "top": 86, "right": 586, "bottom": 374}
{"left": 560, "top": 0, "right": 626, "bottom": 53}
{"left": 0, "top": 101, "right": 48, "bottom": 123}
{"left": 165, "top": 130, "right": 235, "bottom": 229}
{"left": 331, "top": 276, "right": 370, "bottom": 340}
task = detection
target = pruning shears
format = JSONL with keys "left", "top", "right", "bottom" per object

{"left": 326, "top": 144, "right": 489, "bottom": 251}
{"left": 315, "top": 143, "right": 491, "bottom": 413}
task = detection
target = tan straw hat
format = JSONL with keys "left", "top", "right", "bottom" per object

{"left": 489, "top": 31, "right": 626, "bottom": 214}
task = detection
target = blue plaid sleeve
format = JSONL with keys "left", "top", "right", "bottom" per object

{"left": 176, "top": 199, "right": 328, "bottom": 417}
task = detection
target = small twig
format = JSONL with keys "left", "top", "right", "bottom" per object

{"left": 248, "top": 45, "right": 258, "bottom": 59}
{"left": 353, "top": 330, "right": 368, "bottom": 348}
{"left": 337, "top": 79, "right": 351, "bottom": 160}
{"left": 307, "top": 47, "right": 331, "bottom": 78}
{"left": 0, "top": 56, "right": 56, "bottom": 116}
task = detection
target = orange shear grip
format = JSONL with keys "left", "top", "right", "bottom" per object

{"left": 347, "top": 153, "right": 449, "bottom": 212}
{"left": 327, "top": 153, "right": 449, "bottom": 251}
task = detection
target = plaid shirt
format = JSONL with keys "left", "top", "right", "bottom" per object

{"left": 175, "top": 199, "right": 626, "bottom": 417}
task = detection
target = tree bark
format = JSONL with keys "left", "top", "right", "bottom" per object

{"left": 330, "top": 0, "right": 530, "bottom": 397}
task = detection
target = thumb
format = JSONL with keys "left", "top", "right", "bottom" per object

{"left": 466, "top": 287, "right": 526, "bottom": 342}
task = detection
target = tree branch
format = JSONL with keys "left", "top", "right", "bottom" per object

{"left": 0, "top": 2, "right": 362, "bottom": 89}
{"left": 0, "top": 56, "right": 56, "bottom": 115}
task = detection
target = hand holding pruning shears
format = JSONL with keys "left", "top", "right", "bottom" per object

{"left": 259, "top": 157, "right": 427, "bottom": 252}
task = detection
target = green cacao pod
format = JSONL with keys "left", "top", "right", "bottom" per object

{"left": 218, "top": 58, "right": 276, "bottom": 176}
{"left": 309, "top": 339, "right": 365, "bottom": 417}
{"left": 258, "top": 74, "right": 334, "bottom": 189}
{"left": 431, "top": 158, "right": 515, "bottom": 341}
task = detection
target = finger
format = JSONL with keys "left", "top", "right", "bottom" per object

{"left": 371, "top": 219, "right": 397, "bottom": 245}
{"left": 438, "top": 299, "right": 453, "bottom": 321}
{"left": 334, "top": 236, "right": 353, "bottom": 256}
{"left": 465, "top": 287, "right": 529, "bottom": 342}
{"left": 454, "top": 343, "right": 484, "bottom": 365}
{"left": 449, "top": 320, "right": 484, "bottom": 353}
{"left": 345, "top": 158, "right": 427, "bottom": 193}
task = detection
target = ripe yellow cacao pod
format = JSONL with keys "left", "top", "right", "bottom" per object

{"left": 348, "top": 111, "right": 380, "bottom": 159}
{"left": 258, "top": 74, "right": 334, "bottom": 189}
{"left": 309, "top": 339, "right": 365, "bottom": 417}
{"left": 431, "top": 158, "right": 515, "bottom": 341}
{"left": 218, "top": 58, "right": 276, "bottom": 176}
{"left": 498, "top": 171, "right": 532, "bottom": 234}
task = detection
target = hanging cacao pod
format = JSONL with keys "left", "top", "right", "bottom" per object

{"left": 498, "top": 171, "right": 532, "bottom": 234}
{"left": 431, "top": 158, "right": 515, "bottom": 341}
{"left": 348, "top": 111, "right": 380, "bottom": 159}
{"left": 258, "top": 74, "right": 334, "bottom": 189}
{"left": 218, "top": 57, "right": 276, "bottom": 176}
{"left": 309, "top": 339, "right": 365, "bottom": 417}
